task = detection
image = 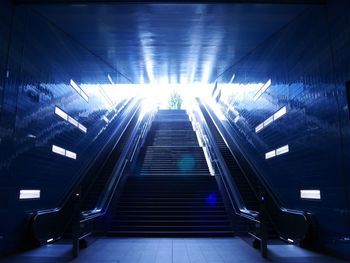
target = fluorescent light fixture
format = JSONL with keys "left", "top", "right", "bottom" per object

{"left": 265, "top": 150, "right": 276, "bottom": 159}
{"left": 19, "top": 190, "right": 40, "bottom": 199}
{"left": 274, "top": 106, "right": 287, "bottom": 120}
{"left": 65, "top": 150, "right": 77, "bottom": 160}
{"left": 253, "top": 79, "right": 272, "bottom": 101}
{"left": 54, "top": 107, "right": 68, "bottom": 121}
{"left": 300, "top": 190, "right": 321, "bottom": 200}
{"left": 70, "top": 79, "right": 89, "bottom": 102}
{"left": 52, "top": 145, "right": 77, "bottom": 160}
{"left": 287, "top": 238, "right": 294, "bottom": 243}
{"left": 55, "top": 106, "right": 87, "bottom": 133}
{"left": 78, "top": 124, "right": 87, "bottom": 133}
{"left": 68, "top": 116, "right": 78, "bottom": 127}
{"left": 103, "top": 116, "right": 109, "bottom": 123}
{"left": 255, "top": 106, "right": 287, "bottom": 133}
{"left": 47, "top": 238, "right": 54, "bottom": 243}
{"left": 233, "top": 116, "right": 240, "bottom": 123}
{"left": 255, "top": 123, "right": 264, "bottom": 133}
{"left": 266, "top": 145, "right": 289, "bottom": 160}
{"left": 276, "top": 145, "right": 289, "bottom": 156}
{"left": 263, "top": 116, "right": 274, "bottom": 127}
{"left": 52, "top": 145, "right": 65, "bottom": 156}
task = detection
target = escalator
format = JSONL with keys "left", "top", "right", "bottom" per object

{"left": 29, "top": 99, "right": 145, "bottom": 244}
{"left": 197, "top": 99, "right": 310, "bottom": 243}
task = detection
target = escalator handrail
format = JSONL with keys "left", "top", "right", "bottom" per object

{"left": 82, "top": 108, "right": 156, "bottom": 220}
{"left": 33, "top": 98, "right": 140, "bottom": 217}
{"left": 203, "top": 99, "right": 307, "bottom": 217}
{"left": 190, "top": 99, "right": 259, "bottom": 222}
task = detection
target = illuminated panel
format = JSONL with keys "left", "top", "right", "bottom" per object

{"left": 78, "top": 124, "right": 87, "bottom": 133}
{"left": 263, "top": 116, "right": 274, "bottom": 127}
{"left": 54, "top": 107, "right": 68, "bottom": 121}
{"left": 54, "top": 106, "right": 87, "bottom": 133}
{"left": 255, "top": 106, "right": 287, "bottom": 133}
{"left": 65, "top": 150, "right": 77, "bottom": 160}
{"left": 253, "top": 79, "right": 271, "bottom": 101}
{"left": 19, "top": 190, "right": 40, "bottom": 199}
{"left": 300, "top": 190, "right": 321, "bottom": 200}
{"left": 255, "top": 123, "right": 264, "bottom": 133}
{"left": 274, "top": 106, "right": 287, "bottom": 121}
{"left": 70, "top": 79, "right": 89, "bottom": 102}
{"left": 276, "top": 145, "right": 289, "bottom": 156}
{"left": 52, "top": 145, "right": 77, "bottom": 160}
{"left": 52, "top": 145, "right": 65, "bottom": 156}
{"left": 265, "top": 150, "right": 276, "bottom": 159}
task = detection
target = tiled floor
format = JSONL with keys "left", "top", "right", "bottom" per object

{"left": 0, "top": 237, "right": 347, "bottom": 263}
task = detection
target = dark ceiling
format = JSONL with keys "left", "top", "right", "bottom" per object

{"left": 20, "top": 2, "right": 316, "bottom": 84}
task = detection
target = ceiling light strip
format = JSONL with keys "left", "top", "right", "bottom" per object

{"left": 52, "top": 145, "right": 77, "bottom": 160}
{"left": 265, "top": 144, "right": 289, "bottom": 160}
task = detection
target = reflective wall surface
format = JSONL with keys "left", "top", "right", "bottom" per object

{"left": 0, "top": 0, "right": 132, "bottom": 253}
{"left": 215, "top": 0, "right": 350, "bottom": 257}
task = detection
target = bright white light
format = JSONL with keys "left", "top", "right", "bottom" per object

{"left": 70, "top": 79, "right": 81, "bottom": 94}
{"left": 300, "top": 190, "right": 321, "bottom": 200}
{"left": 274, "top": 106, "right": 287, "bottom": 120}
{"left": 70, "top": 79, "right": 89, "bottom": 102}
{"left": 54, "top": 107, "right": 68, "bottom": 121}
{"left": 47, "top": 238, "right": 54, "bottom": 243}
{"left": 103, "top": 116, "right": 109, "bottom": 123}
{"left": 287, "top": 238, "right": 294, "bottom": 243}
{"left": 20, "top": 190, "right": 40, "bottom": 199}
{"left": 78, "top": 124, "right": 87, "bottom": 133}
{"left": 52, "top": 145, "right": 65, "bottom": 156}
{"left": 255, "top": 123, "right": 264, "bottom": 133}
{"left": 276, "top": 145, "right": 289, "bottom": 156}
{"left": 233, "top": 116, "right": 240, "bottom": 123}
{"left": 65, "top": 150, "right": 77, "bottom": 160}
{"left": 253, "top": 79, "right": 271, "bottom": 101}
{"left": 68, "top": 116, "right": 79, "bottom": 127}
{"left": 265, "top": 150, "right": 276, "bottom": 159}
{"left": 263, "top": 116, "right": 274, "bottom": 127}
{"left": 52, "top": 145, "right": 77, "bottom": 160}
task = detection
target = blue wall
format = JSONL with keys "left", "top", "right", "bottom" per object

{"left": 215, "top": 0, "right": 350, "bottom": 257}
{"left": 0, "top": 1, "right": 132, "bottom": 254}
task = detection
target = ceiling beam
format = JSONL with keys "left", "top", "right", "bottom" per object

{"left": 13, "top": 0, "right": 327, "bottom": 5}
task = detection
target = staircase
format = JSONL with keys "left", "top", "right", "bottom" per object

{"left": 109, "top": 109, "right": 234, "bottom": 236}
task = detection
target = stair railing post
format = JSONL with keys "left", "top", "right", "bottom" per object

{"left": 72, "top": 187, "right": 81, "bottom": 258}
{"left": 259, "top": 190, "right": 268, "bottom": 258}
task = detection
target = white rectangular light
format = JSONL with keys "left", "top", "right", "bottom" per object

{"left": 276, "top": 145, "right": 289, "bottom": 156}
{"left": 80, "top": 90, "right": 89, "bottom": 102}
{"left": 265, "top": 150, "right": 276, "bottom": 159}
{"left": 65, "top": 150, "right": 77, "bottom": 160}
{"left": 253, "top": 79, "right": 271, "bottom": 101}
{"left": 103, "top": 116, "right": 109, "bottom": 123}
{"left": 68, "top": 116, "right": 79, "bottom": 127}
{"left": 70, "top": 79, "right": 89, "bottom": 102}
{"left": 78, "top": 124, "right": 87, "bottom": 133}
{"left": 52, "top": 145, "right": 65, "bottom": 156}
{"left": 274, "top": 106, "right": 287, "bottom": 121}
{"left": 70, "top": 79, "right": 81, "bottom": 94}
{"left": 300, "top": 190, "right": 321, "bottom": 200}
{"left": 54, "top": 107, "right": 68, "bottom": 121}
{"left": 19, "top": 190, "right": 40, "bottom": 199}
{"left": 263, "top": 116, "right": 274, "bottom": 127}
{"left": 255, "top": 123, "right": 264, "bottom": 133}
